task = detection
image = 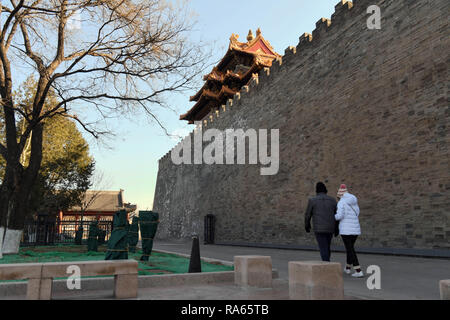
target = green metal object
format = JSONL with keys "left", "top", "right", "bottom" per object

{"left": 127, "top": 216, "right": 140, "bottom": 253}
{"left": 74, "top": 226, "right": 83, "bottom": 245}
{"left": 98, "top": 229, "right": 106, "bottom": 245}
{"left": 139, "top": 211, "right": 159, "bottom": 261}
{"left": 87, "top": 221, "right": 99, "bottom": 252}
{"left": 105, "top": 210, "right": 129, "bottom": 260}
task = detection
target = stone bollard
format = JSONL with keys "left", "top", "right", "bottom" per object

{"left": 114, "top": 274, "right": 138, "bottom": 299}
{"left": 234, "top": 256, "right": 272, "bottom": 288}
{"left": 289, "top": 261, "right": 344, "bottom": 300}
{"left": 440, "top": 280, "right": 450, "bottom": 300}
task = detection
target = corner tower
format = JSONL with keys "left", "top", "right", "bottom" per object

{"left": 180, "top": 29, "right": 281, "bottom": 124}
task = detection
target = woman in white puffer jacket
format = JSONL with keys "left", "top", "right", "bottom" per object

{"left": 335, "top": 184, "right": 363, "bottom": 278}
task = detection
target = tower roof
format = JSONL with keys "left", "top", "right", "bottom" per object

{"left": 227, "top": 28, "right": 279, "bottom": 58}
{"left": 180, "top": 29, "right": 280, "bottom": 123}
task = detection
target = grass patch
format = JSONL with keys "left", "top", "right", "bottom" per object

{"left": 0, "top": 245, "right": 233, "bottom": 282}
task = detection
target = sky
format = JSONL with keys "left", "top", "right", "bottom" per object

{"left": 85, "top": 0, "right": 339, "bottom": 210}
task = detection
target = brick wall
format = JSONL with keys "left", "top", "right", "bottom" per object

{"left": 153, "top": 0, "right": 449, "bottom": 250}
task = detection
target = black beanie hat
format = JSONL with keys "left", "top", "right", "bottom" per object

{"left": 316, "top": 182, "right": 328, "bottom": 194}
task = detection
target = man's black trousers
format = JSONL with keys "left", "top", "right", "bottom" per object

{"left": 314, "top": 232, "right": 333, "bottom": 261}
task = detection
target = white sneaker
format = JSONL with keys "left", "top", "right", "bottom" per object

{"left": 351, "top": 271, "right": 364, "bottom": 278}
{"left": 344, "top": 268, "right": 352, "bottom": 274}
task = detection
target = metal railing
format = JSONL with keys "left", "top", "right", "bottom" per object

{"left": 21, "top": 219, "right": 113, "bottom": 246}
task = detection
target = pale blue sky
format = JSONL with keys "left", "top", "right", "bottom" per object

{"left": 86, "top": 0, "right": 338, "bottom": 210}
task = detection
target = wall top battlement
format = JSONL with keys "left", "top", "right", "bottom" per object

{"left": 159, "top": 0, "right": 360, "bottom": 164}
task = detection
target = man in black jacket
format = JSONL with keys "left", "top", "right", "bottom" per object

{"left": 304, "top": 182, "right": 338, "bottom": 261}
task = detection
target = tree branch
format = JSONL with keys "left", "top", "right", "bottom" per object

{"left": 47, "top": 0, "right": 68, "bottom": 74}
{"left": 19, "top": 21, "right": 45, "bottom": 72}
{"left": 0, "top": 0, "right": 25, "bottom": 45}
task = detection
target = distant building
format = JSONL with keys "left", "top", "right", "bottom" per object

{"left": 60, "top": 189, "right": 137, "bottom": 223}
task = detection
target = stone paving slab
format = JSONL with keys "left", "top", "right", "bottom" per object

{"left": 0, "top": 279, "right": 361, "bottom": 300}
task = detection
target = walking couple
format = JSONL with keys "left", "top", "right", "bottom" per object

{"left": 304, "top": 182, "right": 364, "bottom": 278}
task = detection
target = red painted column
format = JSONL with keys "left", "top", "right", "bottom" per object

{"left": 58, "top": 211, "right": 63, "bottom": 233}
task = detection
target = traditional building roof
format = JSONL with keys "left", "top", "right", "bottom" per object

{"left": 67, "top": 190, "right": 137, "bottom": 213}
{"left": 180, "top": 29, "right": 281, "bottom": 123}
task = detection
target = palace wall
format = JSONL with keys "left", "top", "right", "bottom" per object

{"left": 152, "top": 0, "right": 449, "bottom": 251}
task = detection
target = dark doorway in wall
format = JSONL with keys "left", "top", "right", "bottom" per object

{"left": 204, "top": 214, "right": 216, "bottom": 244}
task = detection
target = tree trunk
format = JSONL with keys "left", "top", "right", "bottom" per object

{"left": 0, "top": 124, "right": 43, "bottom": 256}
{"left": 0, "top": 186, "right": 26, "bottom": 255}
{"left": 0, "top": 173, "right": 27, "bottom": 255}
{"left": 0, "top": 227, "right": 4, "bottom": 258}
{"left": 0, "top": 156, "right": 22, "bottom": 256}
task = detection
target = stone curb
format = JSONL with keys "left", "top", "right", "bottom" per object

{"left": 153, "top": 249, "right": 279, "bottom": 279}
{"left": 0, "top": 271, "right": 236, "bottom": 298}
{"left": 213, "top": 242, "right": 450, "bottom": 259}
{"left": 153, "top": 248, "right": 235, "bottom": 266}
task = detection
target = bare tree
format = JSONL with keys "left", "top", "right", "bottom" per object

{"left": 0, "top": 0, "right": 208, "bottom": 255}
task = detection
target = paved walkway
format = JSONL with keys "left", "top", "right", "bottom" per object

{"left": 153, "top": 240, "right": 450, "bottom": 300}
{"left": 46, "top": 279, "right": 292, "bottom": 300}
{"left": 3, "top": 241, "right": 447, "bottom": 300}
